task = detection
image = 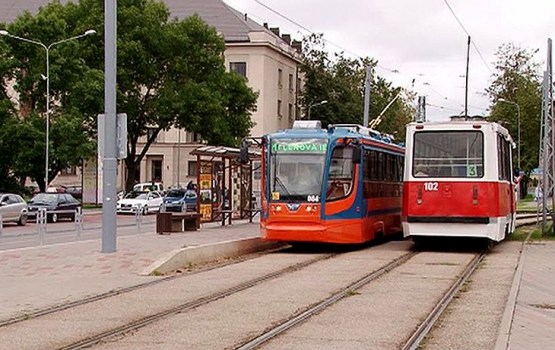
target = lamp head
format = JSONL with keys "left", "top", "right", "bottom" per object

{"left": 0, "top": 30, "right": 8, "bottom": 36}
{"left": 84, "top": 29, "right": 96, "bottom": 36}
{"left": 320, "top": 100, "right": 328, "bottom": 105}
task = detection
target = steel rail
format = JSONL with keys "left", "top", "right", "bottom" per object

{"left": 401, "top": 250, "right": 487, "bottom": 350}
{"left": 0, "top": 245, "right": 286, "bottom": 328}
{"left": 235, "top": 251, "right": 419, "bottom": 350}
{"left": 57, "top": 252, "right": 337, "bottom": 350}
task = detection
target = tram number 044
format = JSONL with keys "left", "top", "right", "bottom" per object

{"left": 424, "top": 182, "right": 439, "bottom": 191}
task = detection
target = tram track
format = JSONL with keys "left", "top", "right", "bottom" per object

{"left": 0, "top": 245, "right": 286, "bottom": 329}
{"left": 56, "top": 251, "right": 340, "bottom": 350}
{"left": 0, "top": 249, "right": 341, "bottom": 350}
{"left": 401, "top": 250, "right": 487, "bottom": 350}
{"left": 234, "top": 250, "right": 419, "bottom": 350}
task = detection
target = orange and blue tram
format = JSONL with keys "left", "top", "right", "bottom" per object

{"left": 251, "top": 120, "right": 405, "bottom": 244}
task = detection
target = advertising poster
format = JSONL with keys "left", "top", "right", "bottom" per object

{"left": 199, "top": 162, "right": 213, "bottom": 221}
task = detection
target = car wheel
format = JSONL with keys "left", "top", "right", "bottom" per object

{"left": 17, "top": 214, "right": 27, "bottom": 226}
{"left": 142, "top": 206, "right": 148, "bottom": 215}
{"left": 69, "top": 213, "right": 76, "bottom": 222}
{"left": 49, "top": 213, "right": 58, "bottom": 223}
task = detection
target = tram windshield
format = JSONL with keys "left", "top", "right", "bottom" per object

{"left": 269, "top": 138, "right": 327, "bottom": 201}
{"left": 413, "top": 131, "right": 484, "bottom": 178}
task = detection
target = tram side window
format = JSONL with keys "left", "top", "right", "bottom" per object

{"left": 498, "top": 135, "right": 512, "bottom": 181}
{"left": 326, "top": 146, "right": 354, "bottom": 200}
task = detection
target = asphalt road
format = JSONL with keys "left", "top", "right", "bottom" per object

{"left": 0, "top": 212, "right": 156, "bottom": 251}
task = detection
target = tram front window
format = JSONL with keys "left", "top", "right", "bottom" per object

{"left": 413, "top": 131, "right": 484, "bottom": 178}
{"left": 270, "top": 139, "right": 327, "bottom": 201}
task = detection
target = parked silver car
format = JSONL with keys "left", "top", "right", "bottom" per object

{"left": 0, "top": 193, "right": 28, "bottom": 226}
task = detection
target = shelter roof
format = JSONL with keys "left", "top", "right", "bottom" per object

{"left": 191, "top": 145, "right": 260, "bottom": 159}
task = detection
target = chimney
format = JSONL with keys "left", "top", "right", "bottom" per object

{"left": 244, "top": 13, "right": 248, "bottom": 21}
{"left": 269, "top": 27, "right": 280, "bottom": 37}
{"left": 292, "top": 40, "right": 302, "bottom": 53}
{"left": 281, "top": 34, "right": 291, "bottom": 45}
{"left": 263, "top": 22, "right": 268, "bottom": 29}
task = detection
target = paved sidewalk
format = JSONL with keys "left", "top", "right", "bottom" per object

{"left": 0, "top": 219, "right": 259, "bottom": 321}
{"left": 505, "top": 241, "right": 555, "bottom": 349}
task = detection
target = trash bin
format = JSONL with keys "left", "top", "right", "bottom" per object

{"left": 156, "top": 212, "right": 172, "bottom": 234}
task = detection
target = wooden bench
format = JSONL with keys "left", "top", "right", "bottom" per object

{"left": 157, "top": 212, "right": 201, "bottom": 234}
{"left": 171, "top": 212, "right": 201, "bottom": 232}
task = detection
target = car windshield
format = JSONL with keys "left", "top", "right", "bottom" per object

{"left": 124, "top": 191, "right": 148, "bottom": 200}
{"left": 30, "top": 193, "right": 58, "bottom": 203}
{"left": 269, "top": 138, "right": 327, "bottom": 201}
{"left": 166, "top": 190, "right": 185, "bottom": 198}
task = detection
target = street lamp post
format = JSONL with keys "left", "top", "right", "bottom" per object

{"left": 499, "top": 98, "right": 521, "bottom": 169}
{"left": 0, "top": 29, "right": 96, "bottom": 190}
{"left": 307, "top": 100, "right": 328, "bottom": 120}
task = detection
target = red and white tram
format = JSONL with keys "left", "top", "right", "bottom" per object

{"left": 402, "top": 120, "right": 517, "bottom": 242}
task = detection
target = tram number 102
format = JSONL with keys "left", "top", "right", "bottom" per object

{"left": 424, "top": 182, "right": 439, "bottom": 191}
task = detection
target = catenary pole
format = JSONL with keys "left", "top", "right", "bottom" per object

{"left": 102, "top": 0, "right": 117, "bottom": 252}
{"left": 363, "top": 65, "right": 372, "bottom": 127}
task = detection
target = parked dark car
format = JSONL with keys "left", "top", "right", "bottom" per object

{"left": 27, "top": 193, "right": 81, "bottom": 223}
{"left": 162, "top": 189, "right": 197, "bottom": 212}
{"left": 0, "top": 193, "right": 28, "bottom": 226}
{"left": 65, "top": 185, "right": 83, "bottom": 200}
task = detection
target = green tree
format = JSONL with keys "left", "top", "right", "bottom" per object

{"left": 0, "top": 1, "right": 99, "bottom": 191}
{"left": 73, "top": 0, "right": 257, "bottom": 190}
{"left": 487, "top": 43, "right": 542, "bottom": 173}
{"left": 1, "top": 0, "right": 258, "bottom": 192}
{"left": 300, "top": 33, "right": 414, "bottom": 140}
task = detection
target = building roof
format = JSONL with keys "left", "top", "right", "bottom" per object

{"left": 0, "top": 0, "right": 70, "bottom": 24}
{"left": 0, "top": 0, "right": 282, "bottom": 43}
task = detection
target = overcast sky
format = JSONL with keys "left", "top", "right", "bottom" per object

{"left": 224, "top": 0, "right": 555, "bottom": 121}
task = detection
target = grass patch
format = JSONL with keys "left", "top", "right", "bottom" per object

{"left": 82, "top": 204, "right": 102, "bottom": 209}
{"left": 150, "top": 270, "right": 164, "bottom": 276}
{"left": 530, "top": 303, "right": 555, "bottom": 310}
{"left": 345, "top": 289, "right": 360, "bottom": 297}
{"left": 508, "top": 224, "right": 555, "bottom": 241}
{"left": 425, "top": 262, "right": 459, "bottom": 266}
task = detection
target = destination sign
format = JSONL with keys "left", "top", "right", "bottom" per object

{"left": 271, "top": 139, "right": 328, "bottom": 153}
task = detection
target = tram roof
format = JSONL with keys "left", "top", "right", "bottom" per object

{"left": 267, "top": 122, "right": 404, "bottom": 149}
{"left": 407, "top": 120, "right": 515, "bottom": 146}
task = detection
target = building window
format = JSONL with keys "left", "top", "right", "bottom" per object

{"left": 288, "top": 103, "right": 293, "bottom": 120}
{"left": 289, "top": 73, "right": 293, "bottom": 92}
{"left": 230, "top": 62, "right": 247, "bottom": 77}
{"left": 188, "top": 161, "right": 197, "bottom": 176}
{"left": 278, "top": 68, "right": 283, "bottom": 88}
{"left": 185, "top": 132, "right": 201, "bottom": 143}
{"left": 152, "top": 160, "right": 162, "bottom": 182}
{"left": 60, "top": 166, "right": 77, "bottom": 176}
{"left": 147, "top": 128, "right": 158, "bottom": 143}
{"left": 277, "top": 100, "right": 282, "bottom": 118}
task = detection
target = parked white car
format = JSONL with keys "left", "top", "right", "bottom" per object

{"left": 0, "top": 193, "right": 28, "bottom": 226}
{"left": 116, "top": 191, "right": 163, "bottom": 215}
{"left": 133, "top": 182, "right": 164, "bottom": 193}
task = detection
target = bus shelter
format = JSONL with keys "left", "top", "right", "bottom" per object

{"left": 190, "top": 145, "right": 260, "bottom": 226}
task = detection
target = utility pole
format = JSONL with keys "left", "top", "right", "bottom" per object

{"left": 363, "top": 65, "right": 372, "bottom": 127}
{"left": 540, "top": 38, "right": 555, "bottom": 235}
{"left": 464, "top": 35, "right": 471, "bottom": 120}
{"left": 102, "top": 0, "right": 117, "bottom": 252}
